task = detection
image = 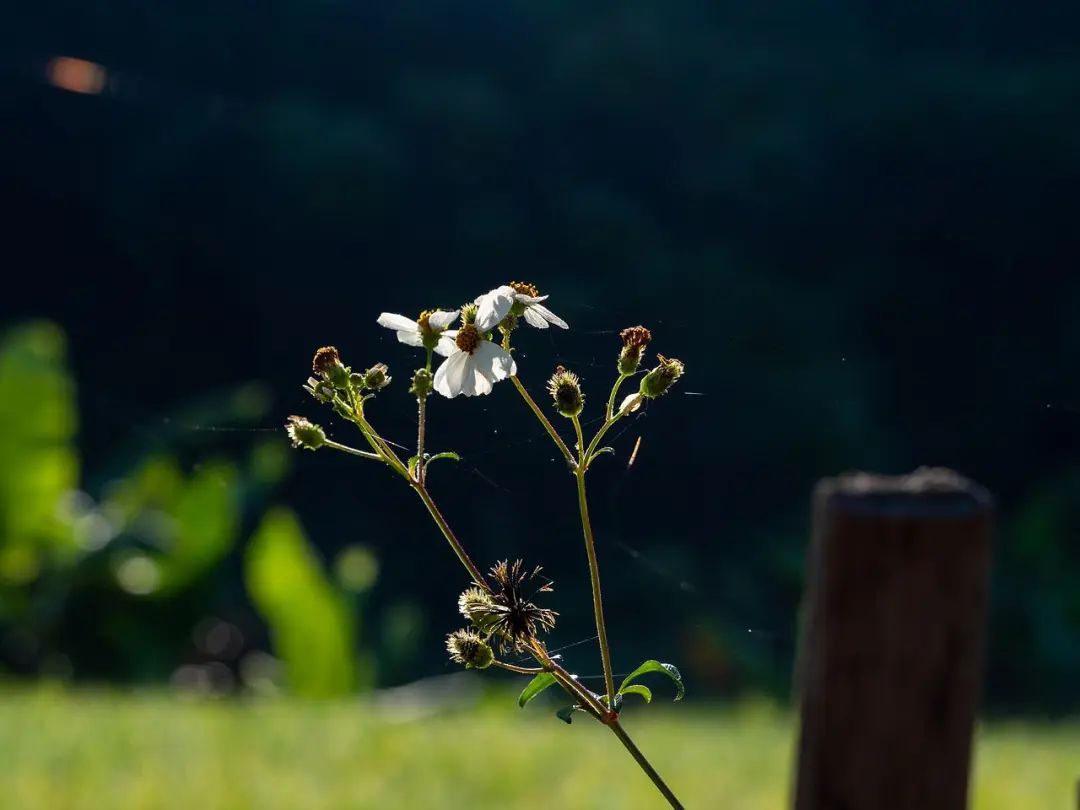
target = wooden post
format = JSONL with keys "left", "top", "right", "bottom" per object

{"left": 794, "top": 468, "right": 994, "bottom": 810}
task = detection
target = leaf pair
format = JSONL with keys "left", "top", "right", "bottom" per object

{"left": 517, "top": 659, "right": 684, "bottom": 723}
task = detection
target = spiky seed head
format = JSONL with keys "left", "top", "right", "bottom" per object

{"left": 361, "top": 363, "right": 391, "bottom": 391}
{"left": 485, "top": 559, "right": 558, "bottom": 653}
{"left": 446, "top": 628, "right": 494, "bottom": 669}
{"left": 547, "top": 366, "right": 584, "bottom": 418}
{"left": 285, "top": 415, "right": 326, "bottom": 451}
{"left": 460, "top": 303, "right": 479, "bottom": 325}
{"left": 639, "top": 355, "right": 684, "bottom": 399}
{"left": 458, "top": 587, "right": 502, "bottom": 633}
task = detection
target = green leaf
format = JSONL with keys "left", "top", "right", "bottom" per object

{"left": 425, "top": 451, "right": 460, "bottom": 466}
{"left": 246, "top": 507, "right": 356, "bottom": 698}
{"left": 517, "top": 672, "right": 557, "bottom": 708}
{"left": 407, "top": 456, "right": 420, "bottom": 478}
{"left": 556, "top": 705, "right": 587, "bottom": 724}
{"left": 619, "top": 684, "right": 653, "bottom": 703}
{"left": 618, "top": 660, "right": 685, "bottom": 702}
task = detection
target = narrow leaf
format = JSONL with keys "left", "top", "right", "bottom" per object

{"left": 618, "top": 684, "right": 652, "bottom": 703}
{"left": 426, "top": 451, "right": 460, "bottom": 465}
{"left": 618, "top": 659, "right": 685, "bottom": 701}
{"left": 518, "top": 672, "right": 557, "bottom": 708}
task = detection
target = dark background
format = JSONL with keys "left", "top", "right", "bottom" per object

{"left": 2, "top": 1, "right": 1079, "bottom": 711}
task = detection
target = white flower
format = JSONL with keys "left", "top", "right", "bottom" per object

{"left": 475, "top": 283, "right": 569, "bottom": 331}
{"left": 376, "top": 309, "right": 459, "bottom": 356}
{"left": 433, "top": 302, "right": 517, "bottom": 398}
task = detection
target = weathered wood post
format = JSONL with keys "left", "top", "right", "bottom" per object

{"left": 794, "top": 468, "right": 994, "bottom": 810}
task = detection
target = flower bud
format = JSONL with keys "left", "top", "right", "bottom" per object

{"left": 285, "top": 415, "right": 326, "bottom": 451}
{"left": 547, "top": 366, "right": 584, "bottom": 418}
{"left": 639, "top": 355, "right": 684, "bottom": 399}
{"left": 458, "top": 587, "right": 501, "bottom": 633}
{"left": 409, "top": 368, "right": 433, "bottom": 398}
{"left": 312, "top": 346, "right": 351, "bottom": 389}
{"left": 618, "top": 326, "right": 652, "bottom": 375}
{"left": 361, "top": 363, "right": 391, "bottom": 391}
{"left": 460, "top": 303, "right": 479, "bottom": 325}
{"left": 303, "top": 376, "right": 336, "bottom": 403}
{"left": 446, "top": 628, "right": 494, "bottom": 670}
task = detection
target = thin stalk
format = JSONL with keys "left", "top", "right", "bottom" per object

{"left": 492, "top": 660, "right": 543, "bottom": 675}
{"left": 605, "top": 373, "right": 629, "bottom": 422}
{"left": 324, "top": 439, "right": 382, "bottom": 461}
{"left": 574, "top": 466, "right": 616, "bottom": 705}
{"left": 510, "top": 376, "right": 575, "bottom": 467}
{"left": 411, "top": 483, "right": 488, "bottom": 589}
{"left": 609, "top": 720, "right": 685, "bottom": 810}
{"left": 416, "top": 396, "right": 427, "bottom": 482}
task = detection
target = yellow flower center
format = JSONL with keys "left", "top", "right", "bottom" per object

{"left": 509, "top": 281, "right": 540, "bottom": 298}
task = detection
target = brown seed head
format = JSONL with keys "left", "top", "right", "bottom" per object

{"left": 620, "top": 326, "right": 652, "bottom": 350}
{"left": 455, "top": 324, "right": 481, "bottom": 354}
{"left": 312, "top": 346, "right": 341, "bottom": 376}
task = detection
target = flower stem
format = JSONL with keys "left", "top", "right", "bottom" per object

{"left": 411, "top": 483, "right": 488, "bottom": 589}
{"left": 510, "top": 376, "right": 575, "bottom": 467}
{"left": 574, "top": 465, "right": 616, "bottom": 706}
{"left": 609, "top": 720, "right": 685, "bottom": 809}
{"left": 605, "top": 373, "right": 629, "bottom": 422}
{"left": 416, "top": 396, "right": 427, "bottom": 483}
{"left": 492, "top": 660, "right": 543, "bottom": 675}
{"left": 323, "top": 439, "right": 382, "bottom": 461}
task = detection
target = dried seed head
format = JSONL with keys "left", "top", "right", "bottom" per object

{"left": 639, "top": 355, "right": 684, "bottom": 399}
{"left": 312, "top": 346, "right": 342, "bottom": 377}
{"left": 485, "top": 560, "right": 558, "bottom": 653}
{"left": 618, "top": 326, "right": 652, "bottom": 374}
{"left": 446, "top": 628, "right": 494, "bottom": 670}
{"left": 547, "top": 366, "right": 584, "bottom": 418}
{"left": 285, "top": 415, "right": 326, "bottom": 451}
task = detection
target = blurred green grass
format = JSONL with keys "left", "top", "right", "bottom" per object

{"left": 0, "top": 686, "right": 1074, "bottom": 809}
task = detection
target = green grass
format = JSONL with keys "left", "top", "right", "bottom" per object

{"left": 0, "top": 686, "right": 1075, "bottom": 809}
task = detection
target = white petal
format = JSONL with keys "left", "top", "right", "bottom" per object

{"left": 434, "top": 334, "right": 457, "bottom": 357}
{"left": 522, "top": 306, "right": 550, "bottom": 329}
{"left": 433, "top": 351, "right": 469, "bottom": 398}
{"left": 531, "top": 303, "right": 568, "bottom": 329}
{"left": 458, "top": 356, "right": 480, "bottom": 397}
{"left": 377, "top": 313, "right": 418, "bottom": 332}
{"left": 473, "top": 340, "right": 516, "bottom": 381}
{"left": 397, "top": 330, "right": 424, "bottom": 347}
{"left": 470, "top": 363, "right": 494, "bottom": 396}
{"left": 513, "top": 293, "right": 549, "bottom": 304}
{"left": 427, "top": 309, "right": 460, "bottom": 330}
{"left": 475, "top": 286, "right": 515, "bottom": 332}
{"left": 619, "top": 393, "right": 642, "bottom": 414}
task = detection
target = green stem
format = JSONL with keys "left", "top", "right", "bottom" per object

{"left": 492, "top": 660, "right": 543, "bottom": 676}
{"left": 323, "top": 439, "right": 382, "bottom": 461}
{"left": 510, "top": 376, "right": 575, "bottom": 467}
{"left": 605, "top": 373, "right": 629, "bottom": 422}
{"left": 410, "top": 483, "right": 488, "bottom": 589}
{"left": 416, "top": 396, "right": 427, "bottom": 483}
{"left": 609, "top": 720, "right": 685, "bottom": 809}
{"left": 574, "top": 466, "right": 616, "bottom": 705}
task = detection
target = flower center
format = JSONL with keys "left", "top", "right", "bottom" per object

{"left": 509, "top": 281, "right": 540, "bottom": 298}
{"left": 455, "top": 324, "right": 481, "bottom": 354}
{"left": 417, "top": 309, "right": 435, "bottom": 334}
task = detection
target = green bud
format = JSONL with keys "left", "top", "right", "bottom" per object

{"left": 361, "top": 363, "right": 391, "bottom": 391}
{"left": 446, "top": 628, "right": 494, "bottom": 670}
{"left": 410, "top": 368, "right": 433, "bottom": 398}
{"left": 639, "top": 355, "right": 684, "bottom": 399}
{"left": 458, "top": 587, "right": 501, "bottom": 633}
{"left": 546, "top": 366, "right": 584, "bottom": 418}
{"left": 285, "top": 415, "right": 326, "bottom": 451}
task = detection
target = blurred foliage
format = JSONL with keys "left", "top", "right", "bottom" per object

{"left": 246, "top": 508, "right": 359, "bottom": 698}
{"left": 0, "top": 323, "right": 79, "bottom": 588}
{"left": 0, "top": 689, "right": 1075, "bottom": 809}
{"left": 2, "top": 0, "right": 1080, "bottom": 709}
